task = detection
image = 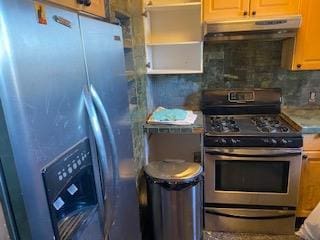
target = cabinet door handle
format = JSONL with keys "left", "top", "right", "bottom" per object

{"left": 252, "top": 11, "right": 257, "bottom": 16}
{"left": 302, "top": 154, "right": 308, "bottom": 160}
{"left": 243, "top": 11, "right": 248, "bottom": 16}
{"left": 77, "top": 0, "right": 91, "bottom": 6}
{"left": 84, "top": 0, "right": 91, "bottom": 6}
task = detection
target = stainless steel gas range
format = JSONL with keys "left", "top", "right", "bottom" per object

{"left": 201, "top": 89, "right": 303, "bottom": 235}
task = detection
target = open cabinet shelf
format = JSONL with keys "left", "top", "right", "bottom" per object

{"left": 146, "top": 42, "right": 203, "bottom": 74}
{"left": 145, "top": 2, "right": 201, "bottom": 11}
{"left": 143, "top": 0, "right": 203, "bottom": 74}
{"left": 144, "top": 4, "right": 201, "bottom": 43}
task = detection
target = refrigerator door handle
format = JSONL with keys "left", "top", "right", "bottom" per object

{"left": 83, "top": 86, "right": 109, "bottom": 201}
{"left": 89, "top": 85, "right": 119, "bottom": 187}
{"left": 89, "top": 85, "right": 119, "bottom": 239}
{"left": 83, "top": 85, "right": 118, "bottom": 238}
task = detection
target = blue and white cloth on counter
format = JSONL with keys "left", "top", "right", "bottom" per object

{"left": 147, "top": 107, "right": 197, "bottom": 125}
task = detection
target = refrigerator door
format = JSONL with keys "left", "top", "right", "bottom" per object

{"left": 79, "top": 16, "right": 142, "bottom": 240}
{"left": 0, "top": 1, "right": 93, "bottom": 239}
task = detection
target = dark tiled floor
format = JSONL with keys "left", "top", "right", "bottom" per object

{"left": 204, "top": 231, "right": 301, "bottom": 240}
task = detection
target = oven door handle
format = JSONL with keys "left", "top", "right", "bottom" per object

{"left": 205, "top": 208, "right": 295, "bottom": 220}
{"left": 205, "top": 150, "right": 301, "bottom": 158}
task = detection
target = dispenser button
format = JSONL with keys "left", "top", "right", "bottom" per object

{"left": 67, "top": 184, "right": 78, "bottom": 196}
{"left": 53, "top": 197, "right": 65, "bottom": 211}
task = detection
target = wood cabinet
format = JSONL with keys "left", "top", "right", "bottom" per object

{"left": 47, "top": 0, "right": 82, "bottom": 10}
{"left": 81, "top": 0, "right": 105, "bottom": 18}
{"left": 203, "top": 0, "right": 300, "bottom": 22}
{"left": 46, "top": 0, "right": 105, "bottom": 18}
{"left": 282, "top": 0, "right": 320, "bottom": 70}
{"left": 203, "top": 0, "right": 250, "bottom": 21}
{"left": 250, "top": 0, "right": 300, "bottom": 17}
{"left": 297, "top": 134, "right": 320, "bottom": 217}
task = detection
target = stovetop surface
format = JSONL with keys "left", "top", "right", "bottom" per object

{"left": 205, "top": 114, "right": 299, "bottom": 137}
{"left": 201, "top": 89, "right": 302, "bottom": 147}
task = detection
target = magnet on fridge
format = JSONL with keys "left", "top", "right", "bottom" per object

{"left": 34, "top": 2, "right": 48, "bottom": 25}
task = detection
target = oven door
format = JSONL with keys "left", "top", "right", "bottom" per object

{"left": 204, "top": 148, "right": 302, "bottom": 207}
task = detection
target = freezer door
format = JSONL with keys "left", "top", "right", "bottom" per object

{"left": 79, "top": 16, "right": 142, "bottom": 240}
{"left": 0, "top": 1, "right": 90, "bottom": 239}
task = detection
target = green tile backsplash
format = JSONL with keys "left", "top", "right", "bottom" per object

{"left": 150, "top": 41, "right": 320, "bottom": 110}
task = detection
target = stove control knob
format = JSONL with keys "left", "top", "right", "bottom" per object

{"left": 231, "top": 139, "right": 237, "bottom": 145}
{"left": 271, "top": 139, "right": 277, "bottom": 145}
{"left": 219, "top": 139, "right": 227, "bottom": 145}
{"left": 281, "top": 139, "right": 288, "bottom": 145}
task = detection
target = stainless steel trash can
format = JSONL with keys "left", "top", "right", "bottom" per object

{"left": 145, "top": 159, "right": 203, "bottom": 240}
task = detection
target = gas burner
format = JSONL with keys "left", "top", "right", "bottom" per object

{"left": 210, "top": 116, "right": 240, "bottom": 133}
{"left": 259, "top": 126, "right": 278, "bottom": 133}
{"left": 251, "top": 116, "right": 279, "bottom": 126}
{"left": 252, "top": 116, "right": 290, "bottom": 133}
{"left": 279, "top": 126, "right": 289, "bottom": 133}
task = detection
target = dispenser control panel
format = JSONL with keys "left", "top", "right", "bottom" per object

{"left": 42, "top": 138, "right": 92, "bottom": 201}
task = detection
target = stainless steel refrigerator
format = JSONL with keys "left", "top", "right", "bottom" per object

{"left": 0, "top": 0, "right": 142, "bottom": 239}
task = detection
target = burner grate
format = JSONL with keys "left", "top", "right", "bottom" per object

{"left": 210, "top": 116, "right": 240, "bottom": 133}
{"left": 251, "top": 116, "right": 290, "bottom": 133}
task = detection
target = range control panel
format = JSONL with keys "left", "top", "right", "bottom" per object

{"left": 204, "top": 136, "right": 303, "bottom": 148}
{"left": 42, "top": 138, "right": 92, "bottom": 201}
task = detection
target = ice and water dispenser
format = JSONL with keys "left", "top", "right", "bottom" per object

{"left": 42, "top": 138, "right": 103, "bottom": 240}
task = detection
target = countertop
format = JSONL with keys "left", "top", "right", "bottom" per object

{"left": 143, "top": 108, "right": 320, "bottom": 134}
{"left": 143, "top": 111, "right": 204, "bottom": 134}
{"left": 281, "top": 107, "right": 320, "bottom": 134}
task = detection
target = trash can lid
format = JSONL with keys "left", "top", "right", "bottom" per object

{"left": 144, "top": 159, "right": 202, "bottom": 183}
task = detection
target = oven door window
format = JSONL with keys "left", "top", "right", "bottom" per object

{"left": 215, "top": 160, "right": 290, "bottom": 193}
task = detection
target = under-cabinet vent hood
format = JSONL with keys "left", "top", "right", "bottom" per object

{"left": 204, "top": 15, "right": 301, "bottom": 42}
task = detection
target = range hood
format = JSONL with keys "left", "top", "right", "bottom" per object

{"left": 204, "top": 15, "right": 301, "bottom": 42}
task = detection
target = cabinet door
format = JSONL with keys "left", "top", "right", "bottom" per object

{"left": 47, "top": 0, "right": 82, "bottom": 10}
{"left": 203, "top": 0, "right": 250, "bottom": 21}
{"left": 81, "top": 0, "right": 105, "bottom": 18}
{"left": 250, "top": 0, "right": 300, "bottom": 17}
{"left": 297, "top": 151, "right": 320, "bottom": 217}
{"left": 291, "top": 0, "right": 320, "bottom": 70}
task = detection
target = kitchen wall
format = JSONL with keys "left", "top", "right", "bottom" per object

{"left": 150, "top": 41, "right": 320, "bottom": 110}
{"left": 110, "top": 1, "right": 149, "bottom": 173}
